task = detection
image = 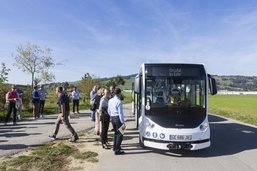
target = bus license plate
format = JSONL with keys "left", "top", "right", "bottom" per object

{"left": 170, "top": 135, "right": 192, "bottom": 140}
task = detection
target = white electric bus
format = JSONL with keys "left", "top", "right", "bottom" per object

{"left": 132, "top": 63, "right": 217, "bottom": 150}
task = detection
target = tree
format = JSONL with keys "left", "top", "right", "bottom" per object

{"left": 0, "top": 62, "right": 10, "bottom": 110}
{"left": 34, "top": 77, "right": 42, "bottom": 86}
{"left": 40, "top": 48, "right": 56, "bottom": 83}
{"left": 79, "top": 73, "right": 101, "bottom": 98}
{"left": 0, "top": 62, "right": 11, "bottom": 83}
{"left": 41, "top": 71, "right": 55, "bottom": 84}
{"left": 13, "top": 42, "right": 56, "bottom": 88}
{"left": 106, "top": 75, "right": 125, "bottom": 87}
{"left": 82, "top": 73, "right": 92, "bottom": 80}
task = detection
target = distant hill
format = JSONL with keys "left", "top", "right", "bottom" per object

{"left": 46, "top": 74, "right": 257, "bottom": 91}
{"left": 98, "top": 75, "right": 257, "bottom": 91}
{"left": 98, "top": 74, "right": 136, "bottom": 90}
{"left": 214, "top": 75, "right": 257, "bottom": 91}
{"left": 119, "top": 75, "right": 257, "bottom": 91}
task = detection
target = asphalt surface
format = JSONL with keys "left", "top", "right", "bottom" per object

{"left": 0, "top": 110, "right": 95, "bottom": 157}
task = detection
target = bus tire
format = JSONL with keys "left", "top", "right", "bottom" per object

{"left": 135, "top": 114, "right": 139, "bottom": 129}
{"left": 139, "top": 136, "right": 144, "bottom": 148}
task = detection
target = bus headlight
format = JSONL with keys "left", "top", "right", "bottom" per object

{"left": 145, "top": 120, "right": 155, "bottom": 129}
{"left": 200, "top": 123, "right": 208, "bottom": 131}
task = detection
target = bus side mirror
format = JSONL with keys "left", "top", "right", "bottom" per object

{"left": 208, "top": 74, "right": 217, "bottom": 95}
{"left": 134, "top": 75, "right": 140, "bottom": 93}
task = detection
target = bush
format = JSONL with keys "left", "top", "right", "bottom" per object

{"left": 0, "top": 83, "right": 9, "bottom": 111}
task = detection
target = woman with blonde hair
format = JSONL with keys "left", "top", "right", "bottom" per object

{"left": 99, "top": 88, "right": 111, "bottom": 149}
{"left": 93, "top": 87, "right": 104, "bottom": 135}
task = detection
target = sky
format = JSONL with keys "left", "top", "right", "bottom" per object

{"left": 1, "top": 0, "right": 257, "bottom": 85}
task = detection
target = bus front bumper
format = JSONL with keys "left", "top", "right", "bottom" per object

{"left": 143, "top": 138, "right": 210, "bottom": 150}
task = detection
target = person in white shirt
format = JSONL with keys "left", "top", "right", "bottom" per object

{"left": 38, "top": 85, "right": 48, "bottom": 118}
{"left": 108, "top": 88, "right": 126, "bottom": 155}
{"left": 72, "top": 87, "right": 80, "bottom": 114}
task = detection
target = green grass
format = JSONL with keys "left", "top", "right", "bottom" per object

{"left": 122, "top": 91, "right": 133, "bottom": 104}
{"left": 0, "top": 142, "right": 98, "bottom": 171}
{"left": 209, "top": 94, "right": 257, "bottom": 126}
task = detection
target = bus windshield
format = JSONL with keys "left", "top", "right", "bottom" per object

{"left": 145, "top": 76, "right": 207, "bottom": 128}
{"left": 146, "top": 76, "right": 206, "bottom": 108}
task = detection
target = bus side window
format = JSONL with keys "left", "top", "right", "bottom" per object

{"left": 155, "top": 97, "right": 164, "bottom": 104}
{"left": 146, "top": 90, "right": 152, "bottom": 102}
{"left": 153, "top": 90, "right": 165, "bottom": 104}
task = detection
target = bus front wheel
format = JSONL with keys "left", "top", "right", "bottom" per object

{"left": 139, "top": 136, "right": 144, "bottom": 148}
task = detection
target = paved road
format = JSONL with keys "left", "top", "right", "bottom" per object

{"left": 0, "top": 110, "right": 95, "bottom": 157}
{"left": 93, "top": 104, "right": 257, "bottom": 171}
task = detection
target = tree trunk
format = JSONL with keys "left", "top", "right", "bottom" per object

{"left": 32, "top": 72, "right": 34, "bottom": 89}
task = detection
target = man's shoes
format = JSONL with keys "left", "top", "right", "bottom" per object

{"left": 13, "top": 122, "right": 17, "bottom": 125}
{"left": 4, "top": 122, "right": 7, "bottom": 126}
{"left": 114, "top": 150, "right": 125, "bottom": 155}
{"left": 102, "top": 144, "right": 110, "bottom": 149}
{"left": 70, "top": 135, "right": 79, "bottom": 142}
{"left": 48, "top": 135, "right": 56, "bottom": 140}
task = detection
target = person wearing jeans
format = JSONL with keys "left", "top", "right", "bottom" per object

{"left": 90, "top": 85, "right": 98, "bottom": 121}
{"left": 32, "top": 86, "right": 40, "bottom": 119}
{"left": 38, "top": 85, "right": 48, "bottom": 118}
{"left": 108, "top": 88, "right": 126, "bottom": 155}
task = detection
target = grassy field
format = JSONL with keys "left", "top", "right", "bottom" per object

{"left": 208, "top": 94, "right": 257, "bottom": 126}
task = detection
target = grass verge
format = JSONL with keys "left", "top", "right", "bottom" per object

{"left": 0, "top": 141, "right": 98, "bottom": 171}
{"left": 208, "top": 94, "right": 257, "bottom": 126}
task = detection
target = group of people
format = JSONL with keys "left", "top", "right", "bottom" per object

{"left": 5, "top": 84, "right": 82, "bottom": 123}
{"left": 50, "top": 84, "right": 126, "bottom": 154}
{"left": 4, "top": 84, "right": 126, "bottom": 155}
{"left": 4, "top": 84, "right": 48, "bottom": 125}
{"left": 90, "top": 85, "right": 126, "bottom": 155}
{"left": 31, "top": 85, "right": 48, "bottom": 119}
{"left": 4, "top": 85, "right": 80, "bottom": 143}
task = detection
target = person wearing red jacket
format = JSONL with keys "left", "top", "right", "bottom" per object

{"left": 4, "top": 85, "right": 19, "bottom": 125}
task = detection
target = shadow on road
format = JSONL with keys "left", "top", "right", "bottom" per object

{"left": 0, "top": 144, "right": 29, "bottom": 150}
{"left": 2, "top": 132, "right": 41, "bottom": 138}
